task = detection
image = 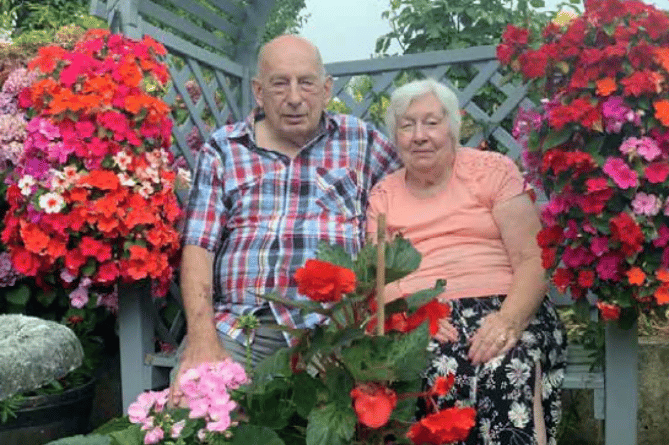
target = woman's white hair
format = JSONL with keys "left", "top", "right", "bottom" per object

{"left": 385, "top": 78, "right": 461, "bottom": 145}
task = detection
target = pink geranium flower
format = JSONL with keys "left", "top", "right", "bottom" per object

{"left": 603, "top": 157, "right": 638, "bottom": 189}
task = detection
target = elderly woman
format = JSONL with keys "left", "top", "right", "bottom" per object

{"left": 367, "top": 79, "right": 567, "bottom": 445}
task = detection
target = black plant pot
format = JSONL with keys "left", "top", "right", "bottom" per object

{"left": 0, "top": 379, "right": 95, "bottom": 445}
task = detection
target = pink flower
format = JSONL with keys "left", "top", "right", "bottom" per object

{"left": 563, "top": 246, "right": 594, "bottom": 268}
{"left": 603, "top": 157, "right": 638, "bottom": 189}
{"left": 171, "top": 420, "right": 186, "bottom": 438}
{"left": 188, "top": 396, "right": 210, "bottom": 419}
{"left": 619, "top": 136, "right": 661, "bottom": 161}
{"left": 128, "top": 392, "right": 157, "bottom": 423}
{"left": 69, "top": 284, "right": 89, "bottom": 308}
{"left": 631, "top": 192, "right": 661, "bottom": 216}
{"left": 596, "top": 253, "right": 622, "bottom": 281}
{"left": 143, "top": 426, "right": 164, "bottom": 444}
{"left": 590, "top": 237, "right": 610, "bottom": 256}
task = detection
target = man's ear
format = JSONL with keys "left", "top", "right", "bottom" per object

{"left": 323, "top": 75, "right": 333, "bottom": 103}
{"left": 252, "top": 77, "right": 264, "bottom": 108}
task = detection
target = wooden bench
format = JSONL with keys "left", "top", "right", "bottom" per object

{"left": 117, "top": 284, "right": 639, "bottom": 445}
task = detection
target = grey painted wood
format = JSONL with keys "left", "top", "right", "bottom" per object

{"left": 140, "top": 0, "right": 234, "bottom": 53}
{"left": 605, "top": 322, "right": 638, "bottom": 445}
{"left": 117, "top": 281, "right": 167, "bottom": 411}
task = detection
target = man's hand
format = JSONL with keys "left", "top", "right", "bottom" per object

{"left": 168, "top": 336, "right": 229, "bottom": 407}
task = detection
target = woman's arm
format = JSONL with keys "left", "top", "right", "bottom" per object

{"left": 468, "top": 192, "right": 547, "bottom": 365}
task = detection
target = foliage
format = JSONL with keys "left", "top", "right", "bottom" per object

{"left": 1, "top": 0, "right": 106, "bottom": 39}
{"left": 375, "top": 0, "right": 558, "bottom": 55}
{"left": 263, "top": 0, "right": 310, "bottom": 43}
{"left": 500, "top": 0, "right": 669, "bottom": 328}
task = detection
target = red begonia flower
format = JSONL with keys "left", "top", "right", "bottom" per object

{"left": 294, "top": 259, "right": 356, "bottom": 303}
{"left": 407, "top": 406, "right": 476, "bottom": 444}
{"left": 350, "top": 385, "right": 397, "bottom": 429}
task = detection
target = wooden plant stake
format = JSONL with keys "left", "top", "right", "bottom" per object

{"left": 376, "top": 214, "right": 386, "bottom": 336}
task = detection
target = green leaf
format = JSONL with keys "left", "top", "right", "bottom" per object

{"left": 324, "top": 365, "right": 354, "bottom": 408}
{"left": 315, "top": 242, "right": 355, "bottom": 270}
{"left": 386, "top": 324, "right": 430, "bottom": 381}
{"left": 252, "top": 348, "right": 292, "bottom": 389}
{"left": 108, "top": 424, "right": 143, "bottom": 445}
{"left": 91, "top": 417, "right": 133, "bottom": 435}
{"left": 257, "top": 293, "right": 330, "bottom": 316}
{"left": 4, "top": 284, "right": 30, "bottom": 307}
{"left": 231, "top": 424, "right": 286, "bottom": 445}
{"left": 341, "top": 336, "right": 395, "bottom": 381}
{"left": 541, "top": 127, "right": 572, "bottom": 150}
{"left": 35, "top": 288, "right": 58, "bottom": 307}
{"left": 404, "top": 280, "right": 447, "bottom": 313}
{"left": 45, "top": 435, "right": 112, "bottom": 445}
{"left": 384, "top": 236, "right": 422, "bottom": 283}
{"left": 306, "top": 403, "right": 356, "bottom": 445}
{"left": 292, "top": 372, "right": 323, "bottom": 418}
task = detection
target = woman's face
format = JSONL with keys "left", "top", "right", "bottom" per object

{"left": 395, "top": 93, "right": 455, "bottom": 176}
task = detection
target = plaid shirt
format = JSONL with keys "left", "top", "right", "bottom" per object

{"left": 182, "top": 110, "right": 401, "bottom": 344}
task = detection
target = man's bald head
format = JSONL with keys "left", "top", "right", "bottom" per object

{"left": 256, "top": 34, "right": 326, "bottom": 80}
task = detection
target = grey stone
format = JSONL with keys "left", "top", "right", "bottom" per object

{"left": 0, "top": 314, "right": 83, "bottom": 401}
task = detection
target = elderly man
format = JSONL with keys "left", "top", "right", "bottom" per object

{"left": 169, "top": 34, "right": 400, "bottom": 401}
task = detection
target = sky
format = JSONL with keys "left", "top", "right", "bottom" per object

{"left": 300, "top": 0, "right": 669, "bottom": 64}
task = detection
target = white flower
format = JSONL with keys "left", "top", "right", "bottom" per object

{"left": 18, "top": 175, "right": 35, "bottom": 195}
{"left": 505, "top": 358, "right": 531, "bottom": 386}
{"left": 39, "top": 192, "right": 65, "bottom": 213}
{"left": 114, "top": 151, "right": 133, "bottom": 170}
{"left": 117, "top": 172, "right": 136, "bottom": 187}
{"left": 508, "top": 401, "right": 529, "bottom": 428}
{"left": 62, "top": 165, "right": 80, "bottom": 185}
{"left": 138, "top": 181, "right": 154, "bottom": 198}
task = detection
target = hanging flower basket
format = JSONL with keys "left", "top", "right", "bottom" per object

{"left": 499, "top": 0, "right": 669, "bottom": 326}
{"left": 1, "top": 30, "right": 182, "bottom": 309}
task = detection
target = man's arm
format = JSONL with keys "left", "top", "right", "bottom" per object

{"left": 168, "top": 244, "right": 228, "bottom": 405}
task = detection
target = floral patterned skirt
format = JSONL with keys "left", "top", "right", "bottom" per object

{"left": 419, "top": 295, "right": 567, "bottom": 445}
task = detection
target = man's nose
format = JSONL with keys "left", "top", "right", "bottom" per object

{"left": 286, "top": 81, "right": 302, "bottom": 105}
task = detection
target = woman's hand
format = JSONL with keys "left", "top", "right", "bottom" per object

{"left": 468, "top": 311, "right": 520, "bottom": 365}
{"left": 433, "top": 317, "right": 458, "bottom": 343}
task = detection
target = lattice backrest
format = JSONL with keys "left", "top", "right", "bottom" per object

{"left": 325, "top": 45, "right": 535, "bottom": 162}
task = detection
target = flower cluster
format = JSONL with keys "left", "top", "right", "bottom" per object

{"left": 128, "top": 359, "right": 248, "bottom": 444}
{"left": 499, "top": 0, "right": 669, "bottom": 324}
{"left": 1, "top": 30, "right": 182, "bottom": 308}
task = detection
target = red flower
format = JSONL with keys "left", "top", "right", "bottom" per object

{"left": 596, "top": 301, "right": 621, "bottom": 321}
{"left": 294, "top": 259, "right": 356, "bottom": 303}
{"left": 11, "top": 248, "right": 41, "bottom": 276}
{"left": 577, "top": 269, "right": 596, "bottom": 288}
{"left": 350, "top": 385, "right": 397, "bottom": 429}
{"left": 610, "top": 213, "right": 644, "bottom": 256}
{"left": 537, "top": 225, "right": 564, "bottom": 248}
{"left": 407, "top": 407, "right": 476, "bottom": 445}
{"left": 430, "top": 374, "right": 455, "bottom": 397}
{"left": 502, "top": 24, "right": 530, "bottom": 46}
{"left": 645, "top": 162, "right": 669, "bottom": 184}
{"left": 405, "top": 300, "right": 451, "bottom": 335}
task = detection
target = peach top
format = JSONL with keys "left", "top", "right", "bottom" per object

{"left": 366, "top": 147, "right": 529, "bottom": 301}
